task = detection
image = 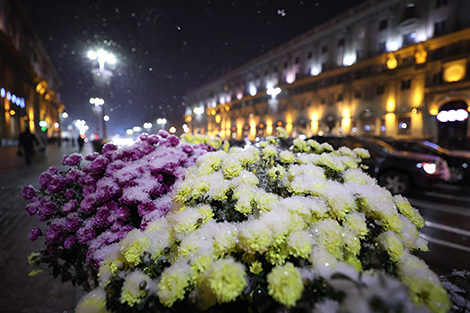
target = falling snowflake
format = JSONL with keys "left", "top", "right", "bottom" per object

{"left": 277, "top": 9, "right": 286, "bottom": 17}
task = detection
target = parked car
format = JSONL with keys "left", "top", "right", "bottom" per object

{"left": 309, "top": 135, "right": 450, "bottom": 194}
{"left": 381, "top": 138, "right": 470, "bottom": 183}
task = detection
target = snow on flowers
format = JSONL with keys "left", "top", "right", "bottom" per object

{"left": 23, "top": 131, "right": 213, "bottom": 289}
{"left": 25, "top": 129, "right": 451, "bottom": 313}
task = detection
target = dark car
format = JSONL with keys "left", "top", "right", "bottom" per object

{"left": 309, "top": 135, "right": 450, "bottom": 194}
{"left": 381, "top": 138, "right": 470, "bottom": 183}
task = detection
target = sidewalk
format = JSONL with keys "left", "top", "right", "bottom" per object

{"left": 0, "top": 143, "right": 92, "bottom": 313}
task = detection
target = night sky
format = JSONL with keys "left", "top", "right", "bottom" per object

{"left": 20, "top": 0, "right": 367, "bottom": 136}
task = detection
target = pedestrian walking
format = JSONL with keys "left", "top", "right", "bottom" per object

{"left": 18, "top": 127, "right": 39, "bottom": 165}
{"left": 77, "top": 135, "right": 85, "bottom": 152}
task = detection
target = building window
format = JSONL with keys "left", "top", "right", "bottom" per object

{"left": 402, "top": 32, "right": 416, "bottom": 46}
{"left": 378, "top": 41, "right": 386, "bottom": 53}
{"left": 321, "top": 62, "right": 328, "bottom": 72}
{"left": 434, "top": 20, "right": 446, "bottom": 37}
{"left": 321, "top": 45, "right": 328, "bottom": 53}
{"left": 337, "top": 38, "right": 345, "bottom": 47}
{"left": 379, "top": 19, "right": 388, "bottom": 30}
{"left": 283, "top": 61, "right": 288, "bottom": 69}
{"left": 376, "top": 84, "right": 385, "bottom": 95}
{"left": 337, "top": 93, "right": 344, "bottom": 101}
{"left": 273, "top": 66, "right": 278, "bottom": 72}
{"left": 355, "top": 90, "right": 362, "bottom": 99}
{"left": 397, "top": 116, "right": 411, "bottom": 135}
{"left": 432, "top": 73, "right": 442, "bottom": 85}
{"left": 401, "top": 79, "right": 411, "bottom": 90}
{"left": 321, "top": 98, "right": 326, "bottom": 104}
{"left": 436, "top": 0, "right": 448, "bottom": 8}
{"left": 295, "top": 56, "right": 300, "bottom": 64}
{"left": 356, "top": 49, "right": 364, "bottom": 60}
{"left": 307, "top": 51, "right": 312, "bottom": 59}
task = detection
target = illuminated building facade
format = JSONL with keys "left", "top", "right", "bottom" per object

{"left": 184, "top": 0, "right": 470, "bottom": 149}
{"left": 0, "top": 0, "right": 64, "bottom": 145}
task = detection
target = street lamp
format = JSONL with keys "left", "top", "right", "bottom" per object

{"left": 90, "top": 97, "right": 106, "bottom": 138}
{"left": 87, "top": 49, "right": 116, "bottom": 72}
{"left": 143, "top": 122, "right": 152, "bottom": 131}
{"left": 88, "top": 48, "right": 115, "bottom": 139}
{"left": 157, "top": 118, "right": 167, "bottom": 130}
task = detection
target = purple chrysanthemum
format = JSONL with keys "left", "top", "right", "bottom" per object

{"left": 28, "top": 227, "right": 43, "bottom": 241}
{"left": 22, "top": 185, "right": 37, "bottom": 201}
{"left": 62, "top": 199, "right": 78, "bottom": 214}
{"left": 62, "top": 153, "right": 83, "bottom": 166}
{"left": 64, "top": 236, "right": 77, "bottom": 248}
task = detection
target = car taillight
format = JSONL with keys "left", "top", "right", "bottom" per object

{"left": 417, "top": 162, "right": 437, "bottom": 174}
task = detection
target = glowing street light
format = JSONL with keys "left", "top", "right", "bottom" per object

{"left": 87, "top": 49, "right": 116, "bottom": 71}
{"left": 103, "top": 115, "right": 110, "bottom": 122}
{"left": 143, "top": 122, "right": 152, "bottom": 130}
{"left": 169, "top": 126, "right": 176, "bottom": 134}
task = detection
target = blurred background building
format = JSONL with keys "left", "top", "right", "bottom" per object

{"left": 184, "top": 0, "right": 470, "bottom": 149}
{"left": 0, "top": 0, "right": 64, "bottom": 146}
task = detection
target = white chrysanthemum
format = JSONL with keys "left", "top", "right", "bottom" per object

{"left": 119, "top": 229, "right": 151, "bottom": 266}
{"left": 287, "top": 230, "right": 312, "bottom": 258}
{"left": 280, "top": 195, "right": 328, "bottom": 224}
{"left": 398, "top": 215, "right": 428, "bottom": 252}
{"left": 263, "top": 144, "right": 278, "bottom": 157}
{"left": 213, "top": 222, "right": 239, "bottom": 257}
{"left": 309, "top": 245, "right": 339, "bottom": 277}
{"left": 397, "top": 254, "right": 451, "bottom": 313}
{"left": 287, "top": 164, "right": 325, "bottom": 180}
{"left": 239, "top": 219, "right": 273, "bottom": 254}
{"left": 353, "top": 147, "right": 370, "bottom": 159}
{"left": 157, "top": 262, "right": 194, "bottom": 307}
{"left": 279, "top": 150, "right": 295, "bottom": 163}
{"left": 231, "top": 170, "right": 259, "bottom": 186}
{"left": 206, "top": 172, "right": 230, "bottom": 201}
{"left": 196, "top": 151, "right": 224, "bottom": 175}
{"left": 321, "top": 180, "right": 356, "bottom": 220}
{"left": 176, "top": 223, "right": 215, "bottom": 260}
{"left": 143, "top": 227, "right": 172, "bottom": 259}
{"left": 288, "top": 175, "right": 326, "bottom": 196}
{"left": 222, "top": 155, "right": 243, "bottom": 179}
{"left": 259, "top": 208, "right": 294, "bottom": 239}
{"left": 293, "top": 138, "right": 310, "bottom": 152}
{"left": 232, "top": 185, "right": 256, "bottom": 214}
{"left": 253, "top": 190, "right": 279, "bottom": 212}
{"left": 267, "top": 165, "right": 286, "bottom": 181}
{"left": 169, "top": 204, "right": 214, "bottom": 241}
{"left": 121, "top": 270, "right": 156, "bottom": 307}
{"left": 354, "top": 184, "right": 403, "bottom": 233}
{"left": 310, "top": 219, "right": 343, "bottom": 258}
{"left": 296, "top": 153, "right": 320, "bottom": 165}
{"left": 343, "top": 168, "right": 376, "bottom": 185}
{"left": 313, "top": 153, "right": 346, "bottom": 172}
{"left": 76, "top": 287, "right": 109, "bottom": 313}
{"left": 343, "top": 211, "right": 369, "bottom": 239}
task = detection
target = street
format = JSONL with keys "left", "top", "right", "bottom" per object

{"left": 0, "top": 143, "right": 91, "bottom": 313}
{"left": 410, "top": 183, "right": 470, "bottom": 275}
{"left": 0, "top": 143, "right": 468, "bottom": 312}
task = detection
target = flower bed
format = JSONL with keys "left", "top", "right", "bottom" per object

{"left": 24, "top": 129, "right": 453, "bottom": 313}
